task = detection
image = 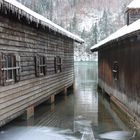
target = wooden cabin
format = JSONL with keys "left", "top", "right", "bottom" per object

{"left": 91, "top": 0, "right": 140, "bottom": 127}
{"left": 127, "top": 0, "right": 140, "bottom": 25}
{"left": 0, "top": 0, "right": 84, "bottom": 126}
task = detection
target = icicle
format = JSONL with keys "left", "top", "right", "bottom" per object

{"left": 1, "top": 0, "right": 84, "bottom": 43}
{"left": 18, "top": 9, "right": 21, "bottom": 20}
{"left": 27, "top": 13, "right": 30, "bottom": 24}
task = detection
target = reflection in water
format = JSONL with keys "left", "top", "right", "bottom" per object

{"left": 0, "top": 62, "right": 138, "bottom": 140}
{"left": 99, "top": 131, "right": 135, "bottom": 140}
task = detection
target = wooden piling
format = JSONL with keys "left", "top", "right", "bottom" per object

{"left": 21, "top": 106, "right": 34, "bottom": 120}
{"left": 48, "top": 95, "right": 55, "bottom": 104}
{"left": 64, "top": 86, "right": 68, "bottom": 96}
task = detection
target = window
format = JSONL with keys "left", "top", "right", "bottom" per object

{"left": 0, "top": 53, "right": 20, "bottom": 86}
{"left": 112, "top": 61, "right": 119, "bottom": 80}
{"left": 35, "top": 55, "right": 46, "bottom": 77}
{"left": 54, "top": 56, "right": 62, "bottom": 73}
{"left": 39, "top": 56, "right": 46, "bottom": 76}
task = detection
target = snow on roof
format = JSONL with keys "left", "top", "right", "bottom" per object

{"left": 91, "top": 18, "right": 140, "bottom": 51}
{"left": 127, "top": 0, "right": 140, "bottom": 9}
{"left": 0, "top": 0, "right": 84, "bottom": 43}
{"left": 90, "top": 26, "right": 128, "bottom": 51}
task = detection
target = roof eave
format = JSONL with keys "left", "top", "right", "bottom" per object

{"left": 1, "top": 0, "right": 84, "bottom": 43}
{"left": 91, "top": 30, "right": 139, "bottom": 52}
{"left": 90, "top": 48, "right": 99, "bottom": 52}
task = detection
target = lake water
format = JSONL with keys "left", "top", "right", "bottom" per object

{"left": 0, "top": 62, "right": 139, "bottom": 140}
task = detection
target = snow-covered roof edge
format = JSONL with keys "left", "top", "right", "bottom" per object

{"left": 90, "top": 18, "right": 140, "bottom": 51}
{"left": 0, "top": 0, "right": 84, "bottom": 44}
{"left": 127, "top": 0, "right": 140, "bottom": 9}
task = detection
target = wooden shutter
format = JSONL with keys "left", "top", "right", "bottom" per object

{"left": 54, "top": 56, "right": 57, "bottom": 73}
{"left": 15, "top": 54, "right": 21, "bottom": 82}
{"left": 58, "top": 56, "right": 62, "bottom": 73}
{"left": 60, "top": 57, "right": 63, "bottom": 72}
{"left": 0, "top": 53, "right": 6, "bottom": 86}
{"left": 43, "top": 56, "right": 47, "bottom": 76}
{"left": 34, "top": 55, "right": 40, "bottom": 77}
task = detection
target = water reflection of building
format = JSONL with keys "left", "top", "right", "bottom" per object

{"left": 97, "top": 95, "right": 128, "bottom": 133}
{"left": 74, "top": 62, "right": 134, "bottom": 139}
{"left": 33, "top": 95, "right": 75, "bottom": 130}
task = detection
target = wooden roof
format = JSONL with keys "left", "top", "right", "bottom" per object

{"left": 91, "top": 18, "right": 140, "bottom": 52}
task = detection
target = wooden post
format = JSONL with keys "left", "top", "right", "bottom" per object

{"left": 48, "top": 95, "right": 55, "bottom": 104}
{"left": 27, "top": 106, "right": 34, "bottom": 119}
{"left": 51, "top": 103, "right": 55, "bottom": 111}
{"left": 26, "top": 117, "right": 34, "bottom": 126}
{"left": 64, "top": 86, "right": 67, "bottom": 96}
{"left": 21, "top": 106, "right": 34, "bottom": 120}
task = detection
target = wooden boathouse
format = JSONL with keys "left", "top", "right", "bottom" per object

{"left": 91, "top": 0, "right": 140, "bottom": 128}
{"left": 0, "top": 0, "right": 84, "bottom": 126}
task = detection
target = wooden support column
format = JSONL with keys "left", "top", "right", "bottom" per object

{"left": 51, "top": 103, "right": 55, "bottom": 111}
{"left": 26, "top": 117, "right": 34, "bottom": 126}
{"left": 64, "top": 86, "right": 68, "bottom": 96}
{"left": 22, "top": 106, "right": 34, "bottom": 120}
{"left": 48, "top": 95, "right": 55, "bottom": 104}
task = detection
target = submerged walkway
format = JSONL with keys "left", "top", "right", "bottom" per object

{"left": 0, "top": 62, "right": 139, "bottom": 140}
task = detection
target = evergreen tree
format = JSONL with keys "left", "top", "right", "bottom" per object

{"left": 92, "top": 23, "right": 98, "bottom": 45}
{"left": 81, "top": 28, "right": 86, "bottom": 39}
{"left": 70, "top": 0, "right": 77, "bottom": 7}
{"left": 99, "top": 10, "right": 109, "bottom": 40}
{"left": 49, "top": 0, "right": 53, "bottom": 21}
{"left": 99, "top": 9, "right": 116, "bottom": 41}
{"left": 87, "top": 23, "right": 98, "bottom": 50}
{"left": 70, "top": 13, "right": 78, "bottom": 33}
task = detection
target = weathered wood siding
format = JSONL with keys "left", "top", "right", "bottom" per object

{"left": 127, "top": 9, "right": 140, "bottom": 25}
{"left": 98, "top": 35, "right": 140, "bottom": 122}
{"left": 0, "top": 15, "right": 74, "bottom": 126}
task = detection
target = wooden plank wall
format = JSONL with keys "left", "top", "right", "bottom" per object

{"left": 0, "top": 15, "right": 74, "bottom": 126}
{"left": 98, "top": 36, "right": 140, "bottom": 121}
{"left": 128, "top": 9, "right": 140, "bottom": 25}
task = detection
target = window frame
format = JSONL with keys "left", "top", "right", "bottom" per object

{"left": 54, "top": 56, "right": 62, "bottom": 73}
{"left": 39, "top": 56, "right": 46, "bottom": 76}
{"left": 35, "top": 55, "right": 47, "bottom": 77}
{"left": 0, "top": 53, "right": 21, "bottom": 86}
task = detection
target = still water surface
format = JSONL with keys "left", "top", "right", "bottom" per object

{"left": 0, "top": 62, "right": 138, "bottom": 140}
